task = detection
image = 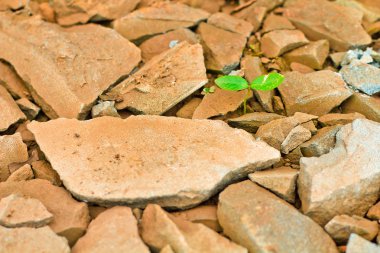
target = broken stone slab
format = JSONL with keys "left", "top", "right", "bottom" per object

{"left": 28, "top": 116, "right": 280, "bottom": 209}
{"left": 91, "top": 101, "right": 120, "bottom": 118}
{"left": 113, "top": 2, "right": 209, "bottom": 42}
{"left": 0, "top": 133, "right": 28, "bottom": 182}
{"left": 72, "top": 206, "right": 149, "bottom": 253}
{"left": 141, "top": 204, "right": 247, "bottom": 252}
{"left": 207, "top": 12, "right": 253, "bottom": 37}
{"left": 139, "top": 28, "right": 199, "bottom": 61}
{"left": 6, "top": 164, "right": 34, "bottom": 182}
{"left": 197, "top": 22, "right": 247, "bottom": 74}
{"left": 103, "top": 42, "right": 207, "bottom": 115}
{"left": 298, "top": 119, "right": 380, "bottom": 226}
{"left": 261, "top": 29, "right": 309, "bottom": 58}
{"left": 278, "top": 70, "right": 352, "bottom": 116}
{"left": 0, "top": 226, "right": 70, "bottom": 253}
{"left": 335, "top": 0, "right": 380, "bottom": 23}
{"left": 262, "top": 13, "right": 295, "bottom": 33}
{"left": 284, "top": 0, "right": 371, "bottom": 51}
{"left": 0, "top": 86, "right": 26, "bottom": 132}
{"left": 0, "top": 0, "right": 27, "bottom": 11}
{"left": 0, "top": 194, "right": 53, "bottom": 228}
{"left": 324, "top": 215, "right": 379, "bottom": 244}
{"left": 176, "top": 97, "right": 202, "bottom": 119}
{"left": 330, "top": 52, "right": 347, "bottom": 68}
{"left": 248, "top": 166, "right": 298, "bottom": 203}
{"left": 318, "top": 113, "right": 366, "bottom": 126}
{"left": 284, "top": 40, "right": 330, "bottom": 70}
{"left": 0, "top": 61, "right": 29, "bottom": 99}
{"left": 281, "top": 125, "right": 311, "bottom": 154}
{"left": 31, "top": 160, "right": 62, "bottom": 186}
{"left": 16, "top": 98, "right": 40, "bottom": 120}
{"left": 367, "top": 202, "right": 380, "bottom": 220}
{"left": 227, "top": 112, "right": 285, "bottom": 133}
{"left": 0, "top": 179, "right": 90, "bottom": 246}
{"left": 0, "top": 12, "right": 141, "bottom": 119}
{"left": 341, "top": 93, "right": 380, "bottom": 122}
{"left": 231, "top": 3, "right": 267, "bottom": 32}
{"left": 346, "top": 234, "right": 380, "bottom": 253}
{"left": 218, "top": 180, "right": 339, "bottom": 253}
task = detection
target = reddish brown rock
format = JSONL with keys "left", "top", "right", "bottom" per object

{"left": 176, "top": 97, "right": 202, "bottom": 119}
{"left": 207, "top": 12, "right": 253, "bottom": 37}
{"left": 367, "top": 202, "right": 380, "bottom": 220}
{"left": 289, "top": 62, "right": 315, "bottom": 73}
{"left": 231, "top": 3, "right": 267, "bottom": 32}
{"left": 281, "top": 125, "right": 311, "bottom": 154}
{"left": 341, "top": 93, "right": 380, "bottom": 122}
{"left": 318, "top": 113, "right": 366, "bottom": 126}
{"left": 262, "top": 13, "right": 295, "bottom": 33}
{"left": 0, "top": 61, "right": 29, "bottom": 99}
{"left": 0, "top": 86, "right": 26, "bottom": 132}
{"left": 227, "top": 112, "right": 285, "bottom": 133}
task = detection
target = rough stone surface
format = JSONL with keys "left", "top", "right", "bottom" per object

{"left": 31, "top": 160, "right": 62, "bottom": 186}
{"left": 367, "top": 202, "right": 380, "bottom": 220}
{"left": 262, "top": 13, "right": 295, "bottom": 33}
{"left": 0, "top": 12, "right": 141, "bottom": 119}
{"left": 0, "top": 61, "right": 29, "bottom": 99}
{"left": 0, "top": 226, "right": 70, "bottom": 253}
{"left": 346, "top": 234, "right": 380, "bottom": 253}
{"left": 318, "top": 113, "right": 366, "bottom": 126}
{"left": 72, "top": 206, "right": 149, "bottom": 253}
{"left": 281, "top": 125, "right": 311, "bottom": 154}
{"left": 207, "top": 12, "right": 253, "bottom": 37}
{"left": 141, "top": 204, "right": 247, "bottom": 253}
{"left": 227, "top": 112, "right": 285, "bottom": 133}
{"left": 0, "top": 179, "right": 90, "bottom": 246}
{"left": 7, "top": 164, "right": 34, "bottom": 182}
{"left": 91, "top": 101, "right": 120, "bottom": 118}
{"left": 298, "top": 119, "right": 380, "bottom": 226}
{"left": 325, "top": 215, "right": 378, "bottom": 244}
{"left": 0, "top": 85, "right": 26, "bottom": 132}
{"left": 278, "top": 70, "right": 352, "bottom": 116}
{"left": 16, "top": 98, "right": 40, "bottom": 120}
{"left": 248, "top": 166, "right": 299, "bottom": 203}
{"left": 284, "top": 0, "right": 372, "bottom": 51}
{"left": 231, "top": 3, "right": 267, "bottom": 32}
{"left": 104, "top": 42, "right": 207, "bottom": 115}
{"left": 341, "top": 93, "right": 380, "bottom": 123}
{"left": 28, "top": 116, "right": 280, "bottom": 209}
{"left": 218, "top": 181, "right": 339, "bottom": 253}
{"left": 175, "top": 97, "right": 202, "bottom": 119}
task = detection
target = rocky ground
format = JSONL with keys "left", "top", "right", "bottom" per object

{"left": 0, "top": 0, "right": 380, "bottom": 252}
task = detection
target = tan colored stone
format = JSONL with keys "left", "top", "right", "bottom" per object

{"left": 0, "top": 86, "right": 26, "bottom": 132}
{"left": 261, "top": 30, "right": 309, "bottom": 58}
{"left": 91, "top": 101, "right": 120, "bottom": 118}
{"left": 113, "top": 2, "right": 209, "bottom": 42}
{"left": 0, "top": 12, "right": 141, "bottom": 119}
{"left": 104, "top": 42, "right": 207, "bottom": 115}
{"left": 367, "top": 202, "right": 380, "bottom": 220}
{"left": 177, "top": 0, "right": 224, "bottom": 13}
{"left": 7, "top": 164, "right": 34, "bottom": 182}
{"left": 39, "top": 2, "right": 56, "bottom": 22}
{"left": 139, "top": 28, "right": 199, "bottom": 61}
{"left": 281, "top": 125, "right": 311, "bottom": 154}
{"left": 197, "top": 22, "right": 246, "bottom": 74}
{"left": 330, "top": 52, "right": 347, "bottom": 68}
{"left": 278, "top": 70, "right": 352, "bottom": 116}
{"left": 141, "top": 204, "right": 247, "bottom": 253}
{"left": 232, "top": 4, "right": 267, "bottom": 32}
{"left": 88, "top": 206, "right": 107, "bottom": 220}
{"left": 0, "top": 179, "right": 90, "bottom": 246}
{"left": 289, "top": 62, "right": 314, "bottom": 73}
{"left": 72, "top": 206, "right": 149, "bottom": 253}
{"left": 325, "top": 215, "right": 379, "bottom": 244}
{"left": 346, "top": 234, "right": 380, "bottom": 253}
{"left": 0, "top": 61, "right": 29, "bottom": 99}
{"left": 318, "top": 113, "right": 366, "bottom": 126}
{"left": 31, "top": 160, "right": 62, "bottom": 186}
{"left": 273, "top": 95, "right": 285, "bottom": 115}
{"left": 284, "top": 40, "right": 329, "bottom": 70}
{"left": 218, "top": 181, "right": 339, "bottom": 253}
{"left": 0, "top": 194, "right": 53, "bottom": 228}
{"left": 336, "top": 0, "right": 380, "bottom": 23}
{"left": 207, "top": 12, "right": 253, "bottom": 37}
{"left": 160, "top": 245, "right": 175, "bottom": 253}
{"left": 176, "top": 97, "right": 202, "bottom": 119}
{"left": 249, "top": 166, "right": 298, "bottom": 203}
{"left": 284, "top": 0, "right": 372, "bottom": 51}
{"left": 301, "top": 121, "right": 317, "bottom": 134}
{"left": 0, "top": 226, "right": 70, "bottom": 253}
{"left": 0, "top": 0, "right": 27, "bottom": 11}
{"left": 298, "top": 119, "right": 380, "bottom": 226}
{"left": 16, "top": 98, "right": 40, "bottom": 120}
{"left": 28, "top": 116, "right": 280, "bottom": 209}
{"left": 227, "top": 112, "right": 285, "bottom": 133}
{"left": 15, "top": 121, "right": 35, "bottom": 143}
{"left": 341, "top": 93, "right": 380, "bottom": 123}
{"left": 171, "top": 205, "right": 221, "bottom": 232}
{"left": 262, "top": 13, "right": 295, "bottom": 33}
{"left": 0, "top": 133, "right": 28, "bottom": 182}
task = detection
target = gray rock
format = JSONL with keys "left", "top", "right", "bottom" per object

{"left": 346, "top": 234, "right": 380, "bottom": 253}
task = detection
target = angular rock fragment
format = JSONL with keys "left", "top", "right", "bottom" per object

{"left": 262, "top": 13, "right": 295, "bottom": 33}
{"left": 207, "top": 12, "right": 253, "bottom": 37}
{"left": 176, "top": 97, "right": 202, "bottom": 119}
{"left": 31, "top": 160, "right": 62, "bottom": 186}
{"left": 72, "top": 206, "right": 149, "bottom": 253}
{"left": 227, "top": 112, "right": 285, "bottom": 133}
{"left": 28, "top": 116, "right": 280, "bottom": 209}
{"left": 0, "top": 86, "right": 26, "bottom": 132}
{"left": 0, "top": 12, "right": 141, "bottom": 119}
{"left": 330, "top": 52, "right": 347, "bottom": 68}
{"left": 341, "top": 93, "right": 380, "bottom": 122}
{"left": 281, "top": 125, "right": 311, "bottom": 154}
{"left": 141, "top": 204, "right": 247, "bottom": 253}
{"left": 16, "top": 98, "right": 40, "bottom": 120}
{"left": 318, "top": 113, "right": 366, "bottom": 126}
{"left": 7, "top": 164, "right": 34, "bottom": 182}
{"left": 104, "top": 42, "right": 207, "bottom": 115}
{"left": 367, "top": 202, "right": 380, "bottom": 220}
{"left": 91, "top": 101, "right": 120, "bottom": 118}
{"left": 0, "top": 61, "right": 29, "bottom": 99}
{"left": 289, "top": 62, "right": 314, "bottom": 73}
{"left": 278, "top": 71, "right": 352, "bottom": 116}
{"left": 346, "top": 234, "right": 380, "bottom": 253}
{"left": 0, "top": 226, "right": 70, "bottom": 253}
{"left": 113, "top": 2, "right": 209, "bottom": 42}
{"left": 261, "top": 30, "right": 309, "bottom": 58}
{"left": 0, "top": 194, "right": 53, "bottom": 228}
{"left": 284, "top": 0, "right": 372, "bottom": 51}
{"left": 218, "top": 181, "right": 339, "bottom": 253}
{"left": 298, "top": 119, "right": 380, "bottom": 225}
{"left": 231, "top": 3, "right": 267, "bottom": 32}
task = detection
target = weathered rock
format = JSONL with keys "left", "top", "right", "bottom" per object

{"left": 7, "top": 164, "right": 34, "bottom": 182}
{"left": 139, "top": 28, "right": 199, "bottom": 61}
{"left": 0, "top": 61, "right": 29, "bottom": 99}
{"left": 281, "top": 125, "right": 311, "bottom": 154}
{"left": 300, "top": 125, "right": 342, "bottom": 157}
{"left": 341, "top": 93, "right": 380, "bottom": 122}
{"left": 176, "top": 97, "right": 202, "bottom": 119}
{"left": 298, "top": 119, "right": 380, "bottom": 225}
{"left": 0, "top": 226, "right": 70, "bottom": 253}
{"left": 72, "top": 206, "right": 149, "bottom": 253}
{"left": 284, "top": 40, "right": 329, "bottom": 70}
{"left": 261, "top": 29, "right": 309, "bottom": 58}
{"left": 284, "top": 0, "right": 372, "bottom": 51}
{"left": 91, "top": 101, "right": 120, "bottom": 118}
{"left": 113, "top": 2, "right": 209, "bottom": 42}
{"left": 262, "top": 13, "right": 295, "bottom": 33}
{"left": 301, "top": 121, "right": 317, "bottom": 134}
{"left": 28, "top": 116, "right": 280, "bottom": 209}
{"left": 104, "top": 42, "right": 207, "bottom": 115}
{"left": 346, "top": 234, "right": 380, "bottom": 253}
{"left": 0, "top": 12, "right": 141, "bottom": 119}
{"left": 289, "top": 62, "right": 314, "bottom": 73}
{"left": 0, "top": 133, "right": 28, "bottom": 182}
{"left": 0, "top": 0, "right": 27, "bottom": 11}
{"left": 218, "top": 180, "right": 339, "bottom": 253}
{"left": 160, "top": 245, "right": 175, "bottom": 253}
{"left": 141, "top": 204, "right": 247, "bottom": 253}
{"left": 0, "top": 86, "right": 26, "bottom": 132}
{"left": 318, "top": 113, "right": 366, "bottom": 126}
{"left": 0, "top": 179, "right": 90, "bottom": 245}
{"left": 248, "top": 166, "right": 298, "bottom": 203}
{"left": 325, "top": 215, "right": 378, "bottom": 244}
{"left": 231, "top": 2, "right": 267, "bottom": 32}
{"left": 197, "top": 23, "right": 246, "bottom": 74}
{"left": 227, "top": 112, "right": 285, "bottom": 133}
{"left": 31, "top": 160, "right": 62, "bottom": 186}
{"left": 273, "top": 95, "right": 285, "bottom": 115}
{"left": 336, "top": 0, "right": 380, "bottom": 23}
{"left": 0, "top": 194, "right": 53, "bottom": 228}
{"left": 340, "top": 62, "right": 380, "bottom": 95}
{"left": 207, "top": 12, "right": 253, "bottom": 37}
{"left": 39, "top": 2, "right": 56, "bottom": 23}
{"left": 330, "top": 52, "right": 347, "bottom": 68}
{"left": 367, "top": 202, "right": 380, "bottom": 220}
{"left": 278, "top": 71, "right": 352, "bottom": 116}
{"left": 16, "top": 98, "right": 40, "bottom": 120}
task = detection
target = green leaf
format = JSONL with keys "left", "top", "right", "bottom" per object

{"left": 203, "top": 86, "right": 215, "bottom": 94}
{"left": 251, "top": 72, "right": 284, "bottom": 91}
{"left": 215, "top": 76, "right": 249, "bottom": 91}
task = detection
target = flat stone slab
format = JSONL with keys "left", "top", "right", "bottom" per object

{"left": 28, "top": 116, "right": 280, "bottom": 209}
{"left": 0, "top": 85, "right": 26, "bottom": 132}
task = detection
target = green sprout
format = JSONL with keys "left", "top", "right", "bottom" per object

{"left": 215, "top": 72, "right": 284, "bottom": 114}
{"left": 202, "top": 86, "right": 216, "bottom": 94}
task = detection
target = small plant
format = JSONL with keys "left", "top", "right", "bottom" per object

{"left": 215, "top": 72, "right": 284, "bottom": 114}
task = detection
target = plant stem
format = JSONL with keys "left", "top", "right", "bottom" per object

{"left": 243, "top": 87, "right": 251, "bottom": 114}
